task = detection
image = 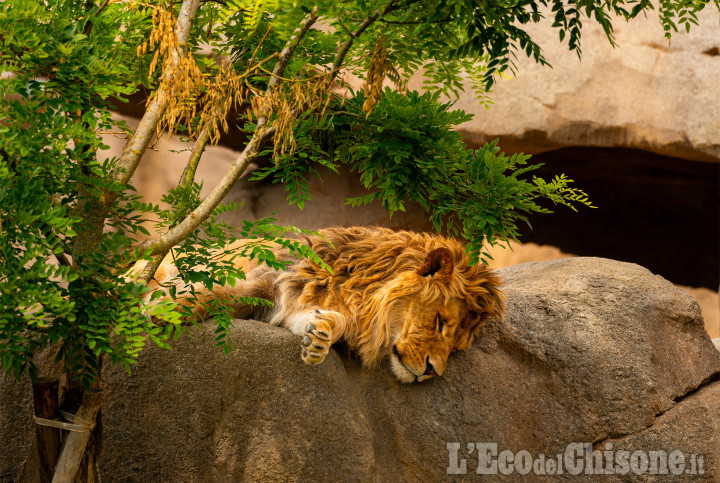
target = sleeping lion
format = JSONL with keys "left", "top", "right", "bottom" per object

{"left": 146, "top": 226, "right": 504, "bottom": 383}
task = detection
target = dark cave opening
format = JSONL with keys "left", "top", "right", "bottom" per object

{"left": 522, "top": 147, "right": 719, "bottom": 289}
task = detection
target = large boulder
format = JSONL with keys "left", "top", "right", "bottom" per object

{"left": 3, "top": 258, "right": 720, "bottom": 481}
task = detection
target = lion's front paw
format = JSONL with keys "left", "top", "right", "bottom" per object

{"left": 300, "top": 311, "right": 332, "bottom": 365}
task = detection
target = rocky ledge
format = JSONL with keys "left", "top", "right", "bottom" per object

{"left": 439, "top": 6, "right": 720, "bottom": 162}
{"left": 2, "top": 258, "right": 719, "bottom": 481}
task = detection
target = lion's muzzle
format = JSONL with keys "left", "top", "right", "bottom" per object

{"left": 391, "top": 342, "right": 442, "bottom": 383}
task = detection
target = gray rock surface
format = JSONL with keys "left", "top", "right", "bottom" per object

{"left": 2, "top": 258, "right": 719, "bottom": 481}
{"left": 601, "top": 381, "right": 720, "bottom": 482}
{"left": 416, "top": 5, "right": 720, "bottom": 162}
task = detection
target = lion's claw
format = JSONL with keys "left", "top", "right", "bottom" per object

{"left": 301, "top": 315, "right": 333, "bottom": 365}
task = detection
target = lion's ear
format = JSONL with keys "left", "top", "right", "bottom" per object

{"left": 417, "top": 247, "right": 454, "bottom": 284}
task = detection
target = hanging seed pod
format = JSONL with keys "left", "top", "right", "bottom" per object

{"left": 362, "top": 37, "right": 388, "bottom": 116}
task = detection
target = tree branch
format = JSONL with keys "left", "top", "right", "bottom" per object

{"left": 178, "top": 127, "right": 211, "bottom": 189}
{"left": 132, "top": 32, "right": 286, "bottom": 282}
{"left": 265, "top": 7, "right": 320, "bottom": 93}
{"left": 135, "top": 7, "right": 320, "bottom": 257}
{"left": 378, "top": 15, "right": 453, "bottom": 25}
{"left": 134, "top": 124, "right": 211, "bottom": 283}
{"left": 330, "top": 14, "right": 378, "bottom": 82}
{"left": 110, "top": 0, "right": 201, "bottom": 192}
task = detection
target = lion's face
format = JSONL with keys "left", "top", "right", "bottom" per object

{"left": 384, "top": 246, "right": 492, "bottom": 383}
{"left": 389, "top": 294, "right": 477, "bottom": 383}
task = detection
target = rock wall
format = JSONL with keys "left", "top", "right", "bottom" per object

{"left": 3, "top": 258, "right": 720, "bottom": 481}
{"left": 427, "top": 5, "right": 720, "bottom": 162}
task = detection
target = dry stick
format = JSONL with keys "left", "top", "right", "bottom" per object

{"left": 248, "top": 23, "right": 273, "bottom": 69}
{"left": 32, "top": 379, "right": 61, "bottom": 483}
{"left": 51, "top": 390, "right": 103, "bottom": 483}
{"left": 110, "top": 0, "right": 201, "bottom": 192}
{"left": 136, "top": 8, "right": 321, "bottom": 257}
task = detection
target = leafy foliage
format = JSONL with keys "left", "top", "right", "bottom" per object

{"left": 0, "top": 0, "right": 714, "bottom": 392}
{"left": 255, "top": 89, "right": 594, "bottom": 265}
{"left": 0, "top": 0, "right": 166, "bottom": 385}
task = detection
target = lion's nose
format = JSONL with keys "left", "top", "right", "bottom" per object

{"left": 423, "top": 357, "right": 436, "bottom": 377}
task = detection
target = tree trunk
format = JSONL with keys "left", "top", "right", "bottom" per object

{"left": 51, "top": 390, "right": 103, "bottom": 483}
{"left": 32, "top": 378, "right": 62, "bottom": 483}
{"left": 74, "top": 409, "right": 101, "bottom": 483}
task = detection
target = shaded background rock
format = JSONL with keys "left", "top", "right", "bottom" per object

{"left": 3, "top": 258, "right": 720, "bottom": 481}
{"left": 415, "top": 3, "right": 720, "bottom": 309}
{"left": 516, "top": 147, "right": 718, "bottom": 291}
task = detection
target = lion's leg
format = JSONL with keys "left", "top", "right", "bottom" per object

{"left": 282, "top": 309, "right": 348, "bottom": 365}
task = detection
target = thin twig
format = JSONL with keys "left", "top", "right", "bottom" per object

{"left": 266, "top": 8, "right": 320, "bottom": 94}
{"left": 238, "top": 51, "right": 278, "bottom": 79}
{"left": 332, "top": 15, "right": 377, "bottom": 76}
{"left": 335, "top": 16, "right": 351, "bottom": 36}
{"left": 178, "top": 127, "right": 211, "bottom": 189}
{"left": 379, "top": 15, "right": 452, "bottom": 25}
{"left": 135, "top": 127, "right": 211, "bottom": 284}
{"left": 248, "top": 23, "right": 273, "bottom": 68}
{"left": 255, "top": 65, "right": 330, "bottom": 82}
{"left": 84, "top": 0, "right": 111, "bottom": 35}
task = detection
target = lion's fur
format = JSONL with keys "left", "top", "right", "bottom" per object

{"left": 148, "top": 226, "right": 504, "bottom": 381}
{"left": 269, "top": 227, "right": 504, "bottom": 366}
